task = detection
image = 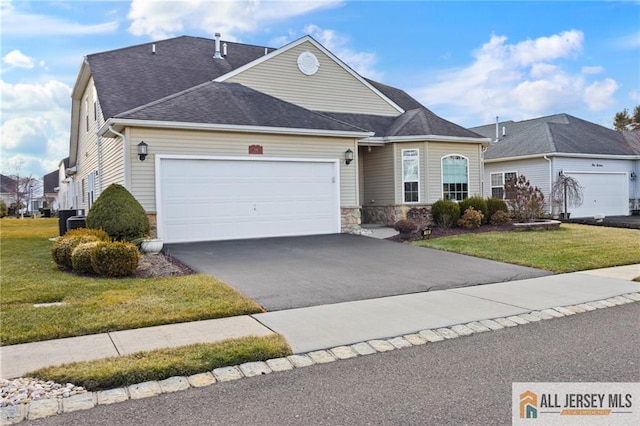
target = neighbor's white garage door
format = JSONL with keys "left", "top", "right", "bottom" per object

{"left": 566, "top": 172, "right": 628, "bottom": 218}
{"left": 159, "top": 158, "right": 340, "bottom": 243}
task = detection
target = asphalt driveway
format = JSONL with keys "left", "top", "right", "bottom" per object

{"left": 165, "top": 234, "right": 552, "bottom": 311}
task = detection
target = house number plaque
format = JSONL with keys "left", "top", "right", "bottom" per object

{"left": 249, "top": 145, "right": 263, "bottom": 154}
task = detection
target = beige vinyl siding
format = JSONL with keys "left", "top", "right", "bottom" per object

{"left": 226, "top": 41, "right": 400, "bottom": 116}
{"left": 127, "top": 127, "right": 359, "bottom": 213}
{"left": 425, "top": 143, "right": 482, "bottom": 203}
{"left": 98, "top": 135, "right": 124, "bottom": 195}
{"left": 74, "top": 78, "right": 102, "bottom": 212}
{"left": 362, "top": 145, "right": 395, "bottom": 206}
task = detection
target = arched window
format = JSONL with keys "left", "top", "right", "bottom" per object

{"left": 442, "top": 155, "right": 468, "bottom": 200}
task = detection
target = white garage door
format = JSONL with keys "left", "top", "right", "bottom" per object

{"left": 566, "top": 172, "right": 628, "bottom": 218}
{"left": 159, "top": 158, "right": 340, "bottom": 243}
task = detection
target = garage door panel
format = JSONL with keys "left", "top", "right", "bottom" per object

{"left": 160, "top": 158, "right": 339, "bottom": 243}
{"left": 566, "top": 172, "right": 628, "bottom": 218}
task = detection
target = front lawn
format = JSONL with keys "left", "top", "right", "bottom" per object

{"left": 0, "top": 219, "right": 264, "bottom": 345}
{"left": 413, "top": 223, "right": 640, "bottom": 273}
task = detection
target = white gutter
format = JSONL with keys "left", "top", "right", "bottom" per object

{"left": 96, "top": 133, "right": 103, "bottom": 193}
{"left": 485, "top": 152, "right": 640, "bottom": 163}
{"left": 108, "top": 125, "right": 130, "bottom": 190}
{"left": 99, "top": 118, "right": 373, "bottom": 139}
{"left": 362, "top": 135, "right": 492, "bottom": 145}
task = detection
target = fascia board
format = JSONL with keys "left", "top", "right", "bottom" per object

{"left": 99, "top": 118, "right": 373, "bottom": 139}
{"left": 362, "top": 135, "right": 492, "bottom": 145}
{"left": 484, "top": 152, "right": 640, "bottom": 163}
{"left": 214, "top": 35, "right": 404, "bottom": 114}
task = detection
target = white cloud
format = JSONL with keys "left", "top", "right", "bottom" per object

{"left": 2, "top": 50, "right": 34, "bottom": 69}
{"left": 304, "top": 24, "right": 381, "bottom": 80}
{"left": 629, "top": 90, "right": 640, "bottom": 103}
{"left": 0, "top": 1, "right": 118, "bottom": 36}
{"left": 413, "top": 30, "right": 616, "bottom": 126}
{"left": 612, "top": 31, "right": 640, "bottom": 50}
{"left": 0, "top": 80, "right": 71, "bottom": 177}
{"left": 581, "top": 66, "right": 604, "bottom": 75}
{"left": 583, "top": 78, "right": 619, "bottom": 111}
{"left": 127, "top": 0, "right": 342, "bottom": 40}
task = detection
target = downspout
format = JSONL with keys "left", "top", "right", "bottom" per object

{"left": 544, "top": 155, "right": 553, "bottom": 215}
{"left": 96, "top": 133, "right": 103, "bottom": 194}
{"left": 108, "top": 125, "right": 129, "bottom": 190}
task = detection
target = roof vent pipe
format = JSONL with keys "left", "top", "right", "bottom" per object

{"left": 264, "top": 47, "right": 268, "bottom": 55}
{"left": 502, "top": 126, "right": 506, "bottom": 137}
{"left": 495, "top": 116, "right": 499, "bottom": 141}
{"left": 152, "top": 44, "right": 156, "bottom": 54}
{"left": 214, "top": 33, "right": 222, "bottom": 59}
{"left": 222, "top": 42, "right": 227, "bottom": 56}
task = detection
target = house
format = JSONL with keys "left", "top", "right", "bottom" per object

{"left": 67, "top": 34, "right": 490, "bottom": 243}
{"left": 0, "top": 174, "right": 14, "bottom": 209}
{"left": 471, "top": 114, "right": 640, "bottom": 218}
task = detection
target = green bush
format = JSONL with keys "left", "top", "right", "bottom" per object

{"left": 90, "top": 241, "right": 140, "bottom": 277}
{"left": 0, "top": 200, "right": 7, "bottom": 217}
{"left": 52, "top": 235, "right": 101, "bottom": 270}
{"left": 65, "top": 228, "right": 111, "bottom": 241}
{"left": 487, "top": 197, "right": 509, "bottom": 220}
{"left": 86, "top": 184, "right": 150, "bottom": 242}
{"left": 71, "top": 242, "right": 100, "bottom": 274}
{"left": 431, "top": 199, "right": 460, "bottom": 229}
{"left": 458, "top": 196, "right": 488, "bottom": 223}
{"left": 458, "top": 207, "right": 484, "bottom": 229}
{"left": 490, "top": 210, "right": 511, "bottom": 225}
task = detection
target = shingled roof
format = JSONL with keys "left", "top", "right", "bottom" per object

{"left": 471, "top": 114, "right": 640, "bottom": 159}
{"left": 88, "top": 36, "right": 276, "bottom": 119}
{"left": 116, "top": 81, "right": 369, "bottom": 134}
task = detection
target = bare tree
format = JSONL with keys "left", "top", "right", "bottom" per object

{"left": 551, "top": 175, "right": 583, "bottom": 219}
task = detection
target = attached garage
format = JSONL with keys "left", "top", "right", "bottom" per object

{"left": 157, "top": 157, "right": 340, "bottom": 243}
{"left": 566, "top": 172, "right": 629, "bottom": 218}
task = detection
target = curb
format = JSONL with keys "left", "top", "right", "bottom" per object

{"left": 2, "top": 292, "right": 639, "bottom": 424}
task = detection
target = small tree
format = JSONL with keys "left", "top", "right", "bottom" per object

{"left": 504, "top": 175, "right": 546, "bottom": 223}
{"left": 86, "top": 184, "right": 150, "bottom": 241}
{"left": 551, "top": 175, "right": 583, "bottom": 219}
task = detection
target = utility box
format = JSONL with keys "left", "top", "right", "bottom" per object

{"left": 66, "top": 216, "right": 87, "bottom": 232}
{"left": 58, "top": 209, "right": 77, "bottom": 236}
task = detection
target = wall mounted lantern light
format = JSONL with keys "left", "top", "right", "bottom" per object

{"left": 345, "top": 149, "right": 354, "bottom": 165}
{"left": 631, "top": 171, "right": 637, "bottom": 181}
{"left": 558, "top": 169, "right": 564, "bottom": 176}
{"left": 138, "top": 141, "right": 148, "bottom": 161}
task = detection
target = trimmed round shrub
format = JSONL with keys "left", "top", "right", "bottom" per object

{"left": 490, "top": 210, "right": 511, "bottom": 226}
{"left": 71, "top": 241, "right": 100, "bottom": 274}
{"left": 394, "top": 219, "right": 417, "bottom": 234}
{"left": 458, "top": 196, "right": 489, "bottom": 223}
{"left": 65, "top": 227, "right": 111, "bottom": 241}
{"left": 52, "top": 235, "right": 100, "bottom": 270}
{"left": 487, "top": 197, "right": 509, "bottom": 220}
{"left": 458, "top": 207, "right": 484, "bottom": 229}
{"left": 86, "top": 184, "right": 150, "bottom": 242}
{"left": 90, "top": 241, "right": 140, "bottom": 277}
{"left": 431, "top": 199, "right": 460, "bottom": 229}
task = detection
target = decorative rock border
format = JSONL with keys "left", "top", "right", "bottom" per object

{"left": 512, "top": 219, "right": 561, "bottom": 231}
{"left": 2, "top": 292, "right": 639, "bottom": 425}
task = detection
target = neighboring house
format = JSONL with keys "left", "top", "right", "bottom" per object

{"left": 68, "top": 34, "right": 489, "bottom": 243}
{"left": 0, "top": 174, "right": 44, "bottom": 214}
{"left": 0, "top": 174, "right": 14, "bottom": 208}
{"left": 471, "top": 114, "right": 640, "bottom": 218}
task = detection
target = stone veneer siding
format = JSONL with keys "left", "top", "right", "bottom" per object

{"left": 362, "top": 205, "right": 433, "bottom": 227}
{"left": 341, "top": 207, "right": 362, "bottom": 234}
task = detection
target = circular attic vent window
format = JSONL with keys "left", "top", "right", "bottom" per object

{"left": 297, "top": 51, "right": 320, "bottom": 76}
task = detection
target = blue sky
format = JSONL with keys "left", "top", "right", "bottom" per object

{"left": 1, "top": 0, "right": 639, "bottom": 179}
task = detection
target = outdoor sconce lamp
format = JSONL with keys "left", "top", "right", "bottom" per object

{"left": 631, "top": 172, "right": 637, "bottom": 181}
{"left": 345, "top": 149, "right": 354, "bottom": 165}
{"left": 138, "top": 141, "right": 148, "bottom": 161}
{"left": 558, "top": 169, "right": 564, "bottom": 176}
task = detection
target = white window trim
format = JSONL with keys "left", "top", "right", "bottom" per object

{"left": 401, "top": 148, "right": 420, "bottom": 204}
{"left": 490, "top": 170, "right": 517, "bottom": 199}
{"left": 441, "top": 154, "right": 469, "bottom": 201}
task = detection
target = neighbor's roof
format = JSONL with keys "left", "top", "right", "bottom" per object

{"left": 471, "top": 113, "right": 640, "bottom": 159}
{"left": 114, "top": 81, "right": 370, "bottom": 134}
{"left": 43, "top": 170, "right": 59, "bottom": 193}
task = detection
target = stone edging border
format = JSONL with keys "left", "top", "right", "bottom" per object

{"left": 2, "top": 292, "right": 639, "bottom": 425}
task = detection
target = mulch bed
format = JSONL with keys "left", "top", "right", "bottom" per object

{"left": 135, "top": 254, "right": 196, "bottom": 278}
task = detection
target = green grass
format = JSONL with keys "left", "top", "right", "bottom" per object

{"left": 413, "top": 223, "right": 640, "bottom": 273}
{"left": 28, "top": 334, "right": 292, "bottom": 391}
{"left": 1, "top": 219, "right": 265, "bottom": 345}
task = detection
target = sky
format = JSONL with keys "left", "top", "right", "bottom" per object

{"left": 1, "top": 0, "right": 639, "bottom": 180}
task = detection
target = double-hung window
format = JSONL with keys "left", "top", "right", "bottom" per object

{"left": 490, "top": 171, "right": 517, "bottom": 199}
{"left": 442, "top": 155, "right": 468, "bottom": 201}
{"left": 402, "top": 149, "right": 420, "bottom": 203}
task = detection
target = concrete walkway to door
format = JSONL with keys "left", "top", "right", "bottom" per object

{"left": 164, "top": 234, "right": 553, "bottom": 311}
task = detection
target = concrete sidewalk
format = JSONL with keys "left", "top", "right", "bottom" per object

{"left": 1, "top": 264, "right": 638, "bottom": 379}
